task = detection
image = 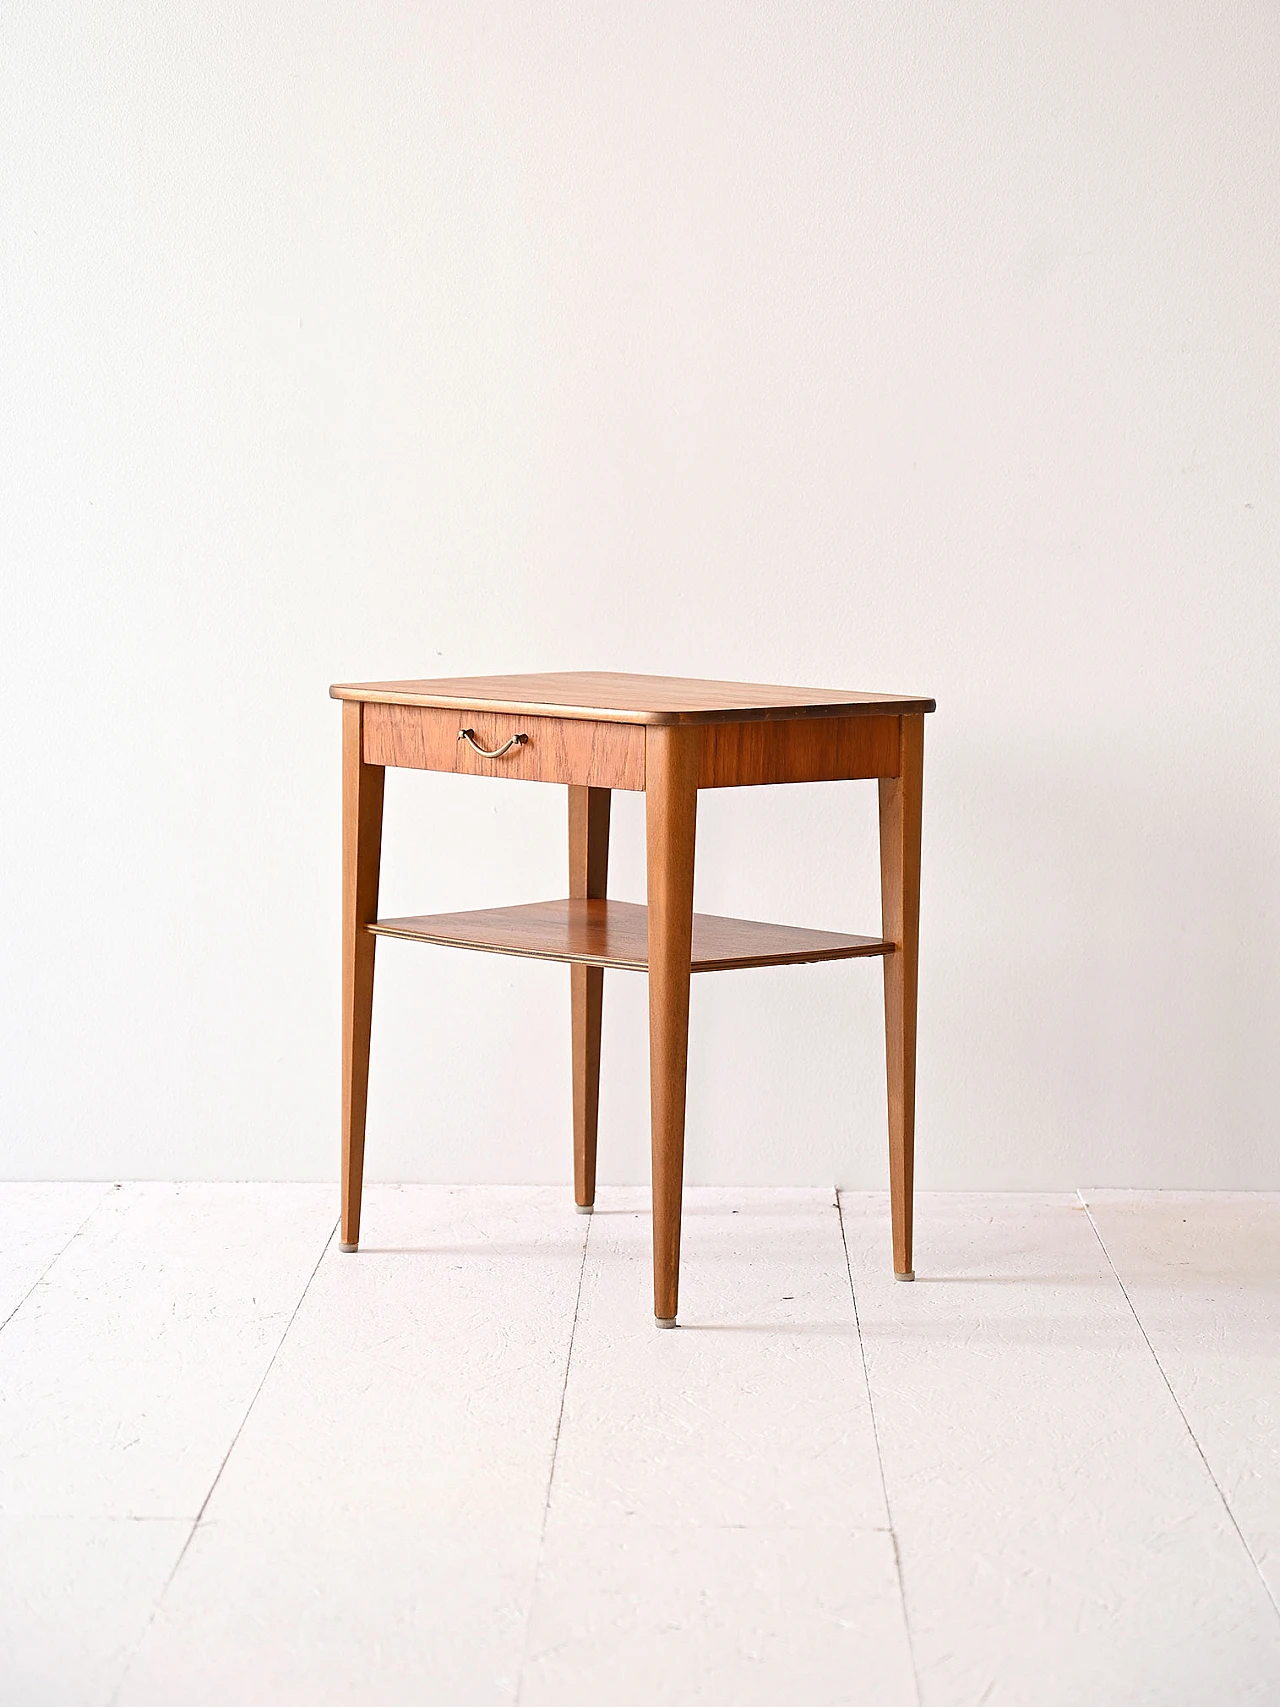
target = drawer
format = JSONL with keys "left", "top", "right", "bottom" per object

{"left": 361, "top": 701, "right": 646, "bottom": 791}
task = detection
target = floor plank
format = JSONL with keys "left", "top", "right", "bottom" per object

{"left": 114, "top": 1187, "right": 587, "bottom": 1707}
{"left": 1084, "top": 1190, "right": 1280, "bottom": 1616}
{"left": 521, "top": 1524, "right": 914, "bottom": 1707}
{"left": 6, "top": 1185, "right": 1279, "bottom": 1706}
{"left": 520, "top": 1189, "right": 914, "bottom": 1705}
{"left": 0, "top": 1515, "right": 187, "bottom": 1707}
{"left": 840, "top": 1191, "right": 1280, "bottom": 1707}
{"left": 0, "top": 1183, "right": 114, "bottom": 1326}
{"left": 546, "top": 1188, "right": 888, "bottom": 1529}
{"left": 0, "top": 1184, "right": 335, "bottom": 1518}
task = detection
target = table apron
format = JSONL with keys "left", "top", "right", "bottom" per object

{"left": 696, "top": 714, "right": 901, "bottom": 786}
{"left": 361, "top": 703, "right": 903, "bottom": 790}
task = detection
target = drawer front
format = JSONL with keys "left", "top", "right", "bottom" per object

{"left": 362, "top": 702, "right": 646, "bottom": 791}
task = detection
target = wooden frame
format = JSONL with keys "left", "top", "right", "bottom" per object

{"left": 334, "top": 673, "right": 932, "bottom": 1319}
{"left": 569, "top": 785, "right": 611, "bottom": 1212}
{"left": 340, "top": 698, "right": 384, "bottom": 1254}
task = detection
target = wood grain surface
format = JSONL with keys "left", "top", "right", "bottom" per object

{"left": 879, "top": 712, "right": 924, "bottom": 1279}
{"left": 333, "top": 670, "right": 936, "bottom": 725}
{"left": 644, "top": 725, "right": 700, "bottom": 1323}
{"left": 698, "top": 713, "right": 900, "bottom": 786}
{"left": 569, "top": 787, "right": 611, "bottom": 1210}
{"left": 368, "top": 899, "right": 889, "bottom": 973}
{"left": 341, "top": 700, "right": 384, "bottom": 1252}
{"left": 361, "top": 701, "right": 645, "bottom": 790}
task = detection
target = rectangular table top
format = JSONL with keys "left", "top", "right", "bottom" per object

{"left": 330, "top": 670, "right": 935, "bottom": 726}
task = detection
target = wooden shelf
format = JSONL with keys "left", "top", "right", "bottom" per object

{"left": 368, "top": 898, "right": 890, "bottom": 974}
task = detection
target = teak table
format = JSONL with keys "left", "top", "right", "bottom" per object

{"left": 330, "top": 672, "right": 934, "bottom": 1325}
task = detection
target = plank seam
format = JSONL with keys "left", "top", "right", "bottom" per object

{"left": 514, "top": 1209, "right": 591, "bottom": 1704}
{"left": 0, "top": 1182, "right": 119, "bottom": 1336}
{"left": 106, "top": 1217, "right": 339, "bottom": 1706}
{"left": 836, "top": 1191, "right": 923, "bottom": 1707}
{"left": 1078, "top": 1188, "right": 1280, "bottom": 1630}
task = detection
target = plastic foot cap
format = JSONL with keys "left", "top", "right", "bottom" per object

{"left": 655, "top": 1315, "right": 678, "bottom": 1329}
{"left": 340, "top": 1242, "right": 359, "bottom": 1253}
{"left": 575, "top": 1203, "right": 594, "bottom": 1214}
{"left": 894, "top": 1269, "right": 915, "bottom": 1281}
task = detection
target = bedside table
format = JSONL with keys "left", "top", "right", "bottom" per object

{"left": 330, "top": 672, "right": 934, "bottom": 1325}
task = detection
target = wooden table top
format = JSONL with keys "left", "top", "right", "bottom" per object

{"left": 330, "top": 671, "right": 935, "bottom": 726}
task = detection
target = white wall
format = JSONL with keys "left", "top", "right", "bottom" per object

{"left": 2, "top": 2, "right": 1277, "bottom": 1189}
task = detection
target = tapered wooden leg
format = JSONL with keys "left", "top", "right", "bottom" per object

{"left": 569, "top": 785, "right": 611, "bottom": 1211}
{"left": 644, "top": 726, "right": 699, "bottom": 1326}
{"left": 879, "top": 713, "right": 924, "bottom": 1280}
{"left": 341, "top": 699, "right": 384, "bottom": 1252}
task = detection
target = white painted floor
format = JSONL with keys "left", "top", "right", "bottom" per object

{"left": 2, "top": 1185, "right": 1279, "bottom": 1706}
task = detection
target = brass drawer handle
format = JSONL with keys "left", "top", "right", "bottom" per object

{"left": 457, "top": 727, "right": 529, "bottom": 760}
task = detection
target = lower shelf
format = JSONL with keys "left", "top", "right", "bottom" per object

{"left": 368, "top": 898, "right": 891, "bottom": 974}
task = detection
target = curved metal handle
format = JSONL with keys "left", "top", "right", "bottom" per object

{"left": 457, "top": 727, "right": 529, "bottom": 760}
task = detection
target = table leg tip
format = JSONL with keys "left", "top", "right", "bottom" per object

{"left": 575, "top": 1203, "right": 594, "bottom": 1215}
{"left": 654, "top": 1315, "right": 678, "bottom": 1329}
{"left": 894, "top": 1269, "right": 915, "bottom": 1282}
{"left": 340, "top": 1242, "right": 359, "bottom": 1253}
